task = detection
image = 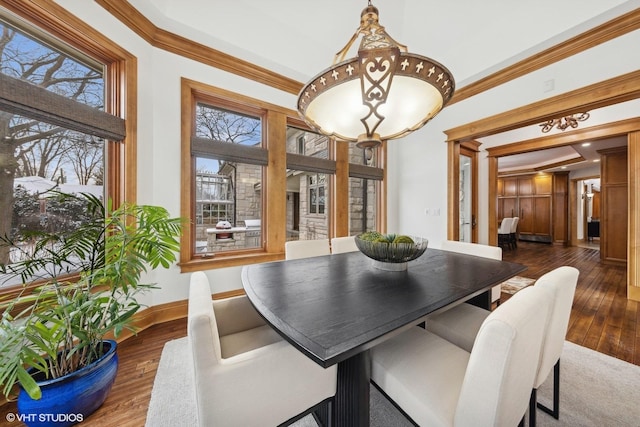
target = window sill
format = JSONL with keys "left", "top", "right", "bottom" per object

{"left": 179, "top": 251, "right": 283, "bottom": 272}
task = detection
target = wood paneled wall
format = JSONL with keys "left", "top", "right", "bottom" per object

{"left": 497, "top": 173, "right": 567, "bottom": 244}
{"left": 629, "top": 132, "right": 640, "bottom": 301}
{"left": 553, "top": 173, "right": 569, "bottom": 244}
{"left": 599, "top": 147, "right": 628, "bottom": 265}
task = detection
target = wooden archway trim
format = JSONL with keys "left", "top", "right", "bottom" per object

{"left": 486, "top": 117, "right": 640, "bottom": 157}
{"left": 445, "top": 70, "right": 640, "bottom": 143}
{"left": 444, "top": 71, "right": 640, "bottom": 300}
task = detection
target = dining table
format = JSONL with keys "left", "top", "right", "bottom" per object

{"left": 241, "top": 247, "right": 527, "bottom": 427}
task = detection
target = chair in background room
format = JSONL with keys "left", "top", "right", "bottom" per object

{"left": 188, "top": 272, "right": 336, "bottom": 426}
{"left": 371, "top": 285, "right": 551, "bottom": 427}
{"left": 510, "top": 216, "right": 520, "bottom": 249}
{"left": 330, "top": 236, "right": 359, "bottom": 254}
{"left": 498, "top": 217, "right": 514, "bottom": 250}
{"left": 424, "top": 266, "right": 579, "bottom": 427}
{"left": 439, "top": 240, "right": 503, "bottom": 307}
{"left": 284, "top": 239, "right": 331, "bottom": 260}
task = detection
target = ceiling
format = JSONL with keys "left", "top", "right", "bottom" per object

{"left": 129, "top": 0, "right": 633, "bottom": 86}
{"left": 497, "top": 135, "right": 627, "bottom": 174}
{"left": 127, "top": 0, "right": 635, "bottom": 172}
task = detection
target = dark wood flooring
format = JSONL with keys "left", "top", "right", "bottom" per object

{"left": 0, "top": 240, "right": 637, "bottom": 426}
{"left": 502, "top": 241, "right": 638, "bottom": 366}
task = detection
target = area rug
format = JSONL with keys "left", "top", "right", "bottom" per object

{"left": 145, "top": 338, "right": 197, "bottom": 427}
{"left": 146, "top": 337, "right": 640, "bottom": 427}
{"left": 500, "top": 275, "right": 536, "bottom": 295}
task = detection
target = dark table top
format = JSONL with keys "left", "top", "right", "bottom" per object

{"left": 242, "top": 248, "right": 526, "bottom": 368}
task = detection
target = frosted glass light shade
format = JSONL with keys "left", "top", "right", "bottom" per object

{"left": 296, "top": 4, "right": 455, "bottom": 148}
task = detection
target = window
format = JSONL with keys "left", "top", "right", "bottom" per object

{"left": 286, "top": 126, "right": 334, "bottom": 241}
{"left": 195, "top": 173, "right": 234, "bottom": 225}
{"left": 349, "top": 177, "right": 377, "bottom": 234}
{"left": 180, "top": 79, "right": 384, "bottom": 271}
{"left": 191, "top": 102, "right": 264, "bottom": 255}
{"left": 347, "top": 144, "right": 381, "bottom": 235}
{"left": 0, "top": 6, "right": 132, "bottom": 291}
{"left": 308, "top": 174, "right": 326, "bottom": 214}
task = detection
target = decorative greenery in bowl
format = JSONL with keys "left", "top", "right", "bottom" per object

{"left": 355, "top": 232, "right": 428, "bottom": 270}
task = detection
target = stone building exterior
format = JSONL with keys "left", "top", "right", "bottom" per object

{"left": 196, "top": 129, "right": 378, "bottom": 253}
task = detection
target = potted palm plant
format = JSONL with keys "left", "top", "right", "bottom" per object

{"left": 0, "top": 192, "right": 182, "bottom": 426}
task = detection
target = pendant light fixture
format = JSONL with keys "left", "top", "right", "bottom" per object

{"left": 297, "top": 1, "right": 455, "bottom": 148}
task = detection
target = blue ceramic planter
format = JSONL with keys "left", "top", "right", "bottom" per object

{"left": 17, "top": 340, "right": 118, "bottom": 427}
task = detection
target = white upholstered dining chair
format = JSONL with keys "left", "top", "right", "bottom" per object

{"left": 440, "top": 240, "right": 503, "bottom": 306}
{"left": 284, "top": 238, "right": 331, "bottom": 260}
{"left": 426, "top": 266, "right": 579, "bottom": 426}
{"left": 188, "top": 271, "right": 336, "bottom": 426}
{"left": 371, "top": 285, "right": 551, "bottom": 427}
{"left": 527, "top": 266, "right": 579, "bottom": 426}
{"left": 330, "top": 236, "right": 359, "bottom": 254}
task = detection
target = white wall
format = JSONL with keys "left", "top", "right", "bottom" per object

{"left": 388, "top": 29, "right": 640, "bottom": 249}
{"left": 53, "top": 1, "right": 640, "bottom": 307}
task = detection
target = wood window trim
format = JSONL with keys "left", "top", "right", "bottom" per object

{"left": 2, "top": 0, "right": 137, "bottom": 207}
{"left": 180, "top": 79, "right": 283, "bottom": 271}
{"left": 181, "top": 79, "right": 329, "bottom": 271}
{"left": 0, "top": 1, "right": 137, "bottom": 297}
{"left": 180, "top": 78, "right": 387, "bottom": 271}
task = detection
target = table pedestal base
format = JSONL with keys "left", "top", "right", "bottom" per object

{"left": 315, "top": 350, "right": 371, "bottom": 427}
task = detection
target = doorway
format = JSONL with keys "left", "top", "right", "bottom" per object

{"left": 573, "top": 176, "right": 601, "bottom": 250}
{"left": 443, "top": 74, "right": 640, "bottom": 300}
{"left": 447, "top": 141, "right": 479, "bottom": 242}
{"left": 459, "top": 146, "right": 478, "bottom": 242}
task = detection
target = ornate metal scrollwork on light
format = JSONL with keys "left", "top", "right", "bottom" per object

{"left": 539, "top": 112, "right": 590, "bottom": 133}
{"left": 297, "top": 1, "right": 455, "bottom": 149}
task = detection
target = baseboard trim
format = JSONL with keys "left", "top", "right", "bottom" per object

{"left": 110, "top": 288, "right": 246, "bottom": 343}
{"left": 0, "top": 289, "right": 244, "bottom": 408}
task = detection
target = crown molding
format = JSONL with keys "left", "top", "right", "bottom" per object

{"left": 94, "top": 0, "right": 303, "bottom": 94}
{"left": 449, "top": 8, "right": 640, "bottom": 105}
{"left": 93, "top": 1, "right": 640, "bottom": 103}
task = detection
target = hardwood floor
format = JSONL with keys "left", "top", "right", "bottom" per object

{"left": 502, "top": 241, "right": 638, "bottom": 365}
{"left": 0, "top": 240, "right": 637, "bottom": 426}
{"left": 0, "top": 318, "right": 188, "bottom": 427}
